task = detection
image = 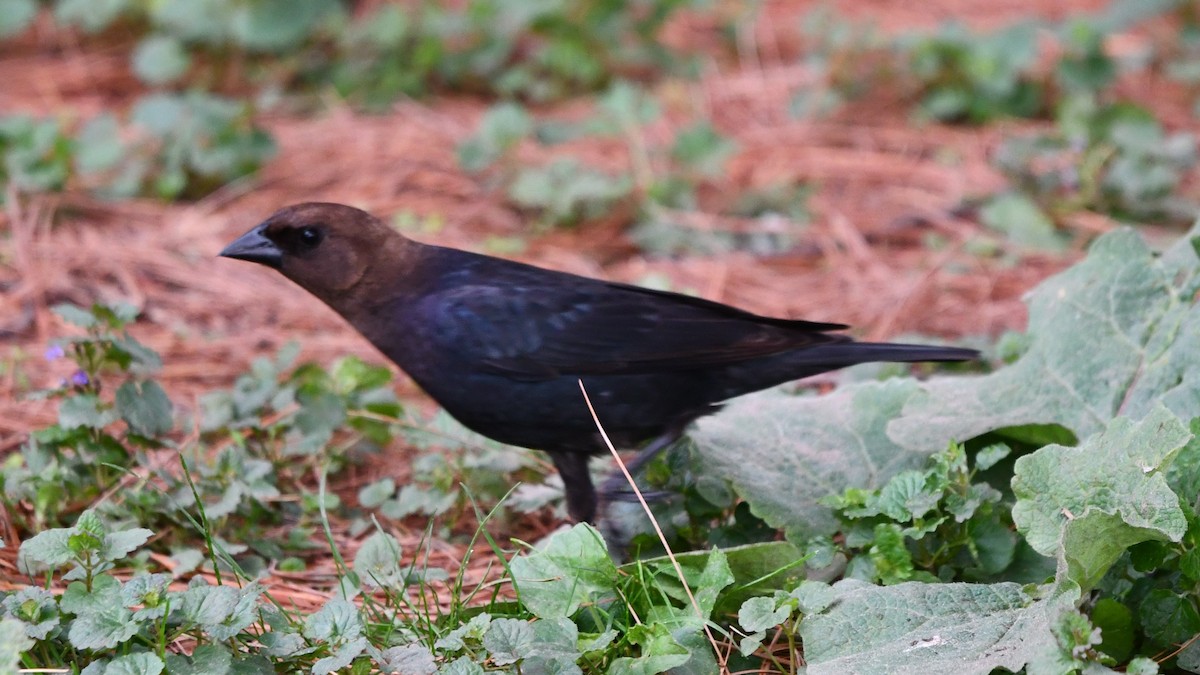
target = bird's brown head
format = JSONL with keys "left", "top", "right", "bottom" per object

{"left": 219, "top": 202, "right": 412, "bottom": 307}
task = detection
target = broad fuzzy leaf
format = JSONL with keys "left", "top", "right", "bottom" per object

{"left": 1013, "top": 405, "right": 1192, "bottom": 591}
{"left": 688, "top": 226, "right": 1200, "bottom": 539}
{"left": 891, "top": 225, "right": 1200, "bottom": 451}
{"left": 801, "top": 580, "right": 1079, "bottom": 674}
{"left": 690, "top": 379, "right": 928, "bottom": 538}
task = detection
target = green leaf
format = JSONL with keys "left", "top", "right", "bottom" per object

{"left": 801, "top": 580, "right": 1079, "bottom": 674}
{"left": 18, "top": 528, "right": 74, "bottom": 569}
{"left": 179, "top": 581, "right": 261, "bottom": 641}
{"left": 54, "top": 0, "right": 130, "bottom": 32}
{"left": 146, "top": 0, "right": 226, "bottom": 44}
{"left": 599, "top": 81, "right": 661, "bottom": 127}
{"left": 104, "top": 652, "right": 165, "bottom": 675}
{"left": 892, "top": 225, "right": 1200, "bottom": 452}
{"left": 979, "top": 193, "right": 1065, "bottom": 250}
{"left": 457, "top": 102, "right": 533, "bottom": 172}
{"left": 132, "top": 35, "right": 191, "bottom": 85}
{"left": 52, "top": 303, "right": 98, "bottom": 328}
{"left": 439, "top": 657, "right": 485, "bottom": 675}
{"left": 0, "top": 618, "right": 33, "bottom": 671}
{"left": 1126, "top": 656, "right": 1160, "bottom": 675}
{"left": 103, "top": 527, "right": 153, "bottom": 563}
{"left": 1090, "top": 598, "right": 1133, "bottom": 663}
{"left": 59, "top": 395, "right": 117, "bottom": 431}
{"left": 1179, "top": 638, "right": 1200, "bottom": 673}
{"left": 738, "top": 596, "right": 790, "bottom": 632}
{"left": 869, "top": 523, "right": 917, "bottom": 584}
{"left": 303, "top": 597, "right": 363, "bottom": 643}
{"left": 164, "top": 645, "right": 233, "bottom": 675}
{"left": 608, "top": 623, "right": 689, "bottom": 675}
{"left": 525, "top": 617, "right": 584, "bottom": 671}
{"left": 692, "top": 547, "right": 734, "bottom": 618}
{"left": 358, "top": 478, "right": 395, "bottom": 509}
{"left": 2, "top": 587, "right": 60, "bottom": 639}
{"left": 691, "top": 378, "right": 932, "bottom": 539}
{"left": 112, "top": 336, "right": 162, "bottom": 374}
{"left": 853, "top": 470, "right": 940, "bottom": 521}
{"left": 671, "top": 122, "right": 736, "bottom": 177}
{"left": 229, "top": 0, "right": 341, "bottom": 52}
{"left": 63, "top": 577, "right": 140, "bottom": 650}
{"left": 793, "top": 580, "right": 836, "bottom": 614}
{"left": 435, "top": 613, "right": 491, "bottom": 651}
{"left": 353, "top": 531, "right": 403, "bottom": 589}
{"left": 508, "top": 159, "right": 632, "bottom": 227}
{"left": 116, "top": 380, "right": 173, "bottom": 437}
{"left": 332, "top": 355, "right": 392, "bottom": 393}
{"left": 376, "top": 644, "right": 436, "bottom": 675}
{"left": 1139, "top": 589, "right": 1200, "bottom": 646}
{"left": 0, "top": 0, "right": 37, "bottom": 37}
{"left": 75, "top": 114, "right": 125, "bottom": 175}
{"left": 314, "top": 637, "right": 368, "bottom": 675}
{"left": 1012, "top": 406, "right": 1191, "bottom": 591}
{"left": 484, "top": 618, "right": 536, "bottom": 666}
{"left": 509, "top": 523, "right": 617, "bottom": 618}
{"left": 635, "top": 541, "right": 806, "bottom": 613}
{"left": 974, "top": 443, "right": 1011, "bottom": 471}
{"left": 178, "top": 583, "right": 238, "bottom": 627}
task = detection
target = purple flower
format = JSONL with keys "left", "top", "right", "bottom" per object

{"left": 44, "top": 344, "right": 65, "bottom": 361}
{"left": 70, "top": 370, "right": 90, "bottom": 387}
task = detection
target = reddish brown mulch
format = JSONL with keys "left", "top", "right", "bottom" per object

{"left": 1, "top": 0, "right": 1196, "bottom": 612}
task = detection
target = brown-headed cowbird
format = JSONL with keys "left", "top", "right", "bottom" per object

{"left": 220, "top": 203, "right": 977, "bottom": 523}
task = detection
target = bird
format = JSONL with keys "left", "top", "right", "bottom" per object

{"left": 220, "top": 203, "right": 978, "bottom": 524}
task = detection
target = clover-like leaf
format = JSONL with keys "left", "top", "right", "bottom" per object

{"left": 103, "top": 652, "right": 165, "bottom": 675}
{"left": 303, "top": 598, "right": 363, "bottom": 644}
{"left": 484, "top": 618, "right": 536, "bottom": 666}
{"left": 353, "top": 531, "right": 404, "bottom": 589}
{"left": 375, "top": 644, "right": 436, "bottom": 675}
{"left": 509, "top": 524, "right": 617, "bottom": 618}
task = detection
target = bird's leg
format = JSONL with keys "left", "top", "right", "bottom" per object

{"left": 549, "top": 452, "right": 598, "bottom": 523}
{"left": 598, "top": 429, "right": 683, "bottom": 503}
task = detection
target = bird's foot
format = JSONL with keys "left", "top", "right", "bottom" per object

{"left": 598, "top": 472, "right": 672, "bottom": 503}
{"left": 599, "top": 486, "right": 672, "bottom": 503}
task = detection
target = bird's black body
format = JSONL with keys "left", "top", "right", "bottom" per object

{"left": 220, "top": 203, "right": 978, "bottom": 523}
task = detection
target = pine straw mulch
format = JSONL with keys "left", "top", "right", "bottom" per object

{"left": 1, "top": 0, "right": 1195, "bottom": 616}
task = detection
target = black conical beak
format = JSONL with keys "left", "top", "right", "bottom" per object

{"left": 219, "top": 225, "right": 282, "bottom": 269}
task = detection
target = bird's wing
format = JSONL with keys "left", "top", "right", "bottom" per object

{"left": 424, "top": 280, "right": 848, "bottom": 380}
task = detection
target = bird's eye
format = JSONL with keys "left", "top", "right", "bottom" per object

{"left": 298, "top": 226, "right": 324, "bottom": 249}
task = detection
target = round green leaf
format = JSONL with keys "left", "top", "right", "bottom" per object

{"left": 132, "top": 35, "right": 191, "bottom": 85}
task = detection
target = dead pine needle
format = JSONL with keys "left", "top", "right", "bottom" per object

{"left": 577, "top": 379, "right": 729, "bottom": 673}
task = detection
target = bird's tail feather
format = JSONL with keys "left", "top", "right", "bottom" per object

{"left": 787, "top": 342, "right": 979, "bottom": 368}
{"left": 716, "top": 340, "right": 977, "bottom": 402}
